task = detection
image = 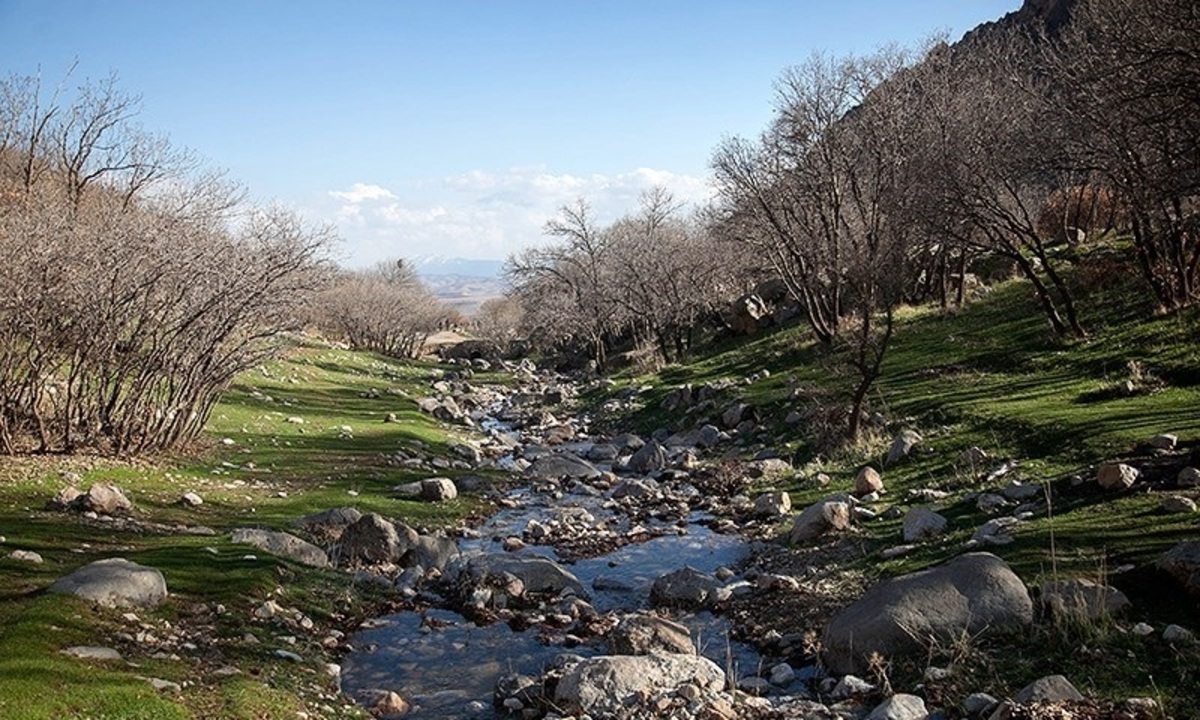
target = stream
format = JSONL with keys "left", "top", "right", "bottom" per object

{"left": 339, "top": 399, "right": 768, "bottom": 718}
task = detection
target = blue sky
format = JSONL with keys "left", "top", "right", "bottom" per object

{"left": 0, "top": 0, "right": 1018, "bottom": 265}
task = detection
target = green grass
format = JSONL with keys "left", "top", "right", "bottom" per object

{"left": 0, "top": 342, "right": 493, "bottom": 719}
{"left": 603, "top": 268, "right": 1200, "bottom": 711}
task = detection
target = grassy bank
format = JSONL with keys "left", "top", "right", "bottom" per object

{"left": 0, "top": 341, "right": 487, "bottom": 719}
{"left": 606, "top": 272, "right": 1200, "bottom": 711}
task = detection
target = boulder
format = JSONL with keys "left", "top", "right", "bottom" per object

{"left": 48, "top": 558, "right": 168, "bottom": 608}
{"left": 77, "top": 483, "right": 133, "bottom": 515}
{"left": 607, "top": 614, "right": 695, "bottom": 655}
{"left": 626, "top": 440, "right": 668, "bottom": 475}
{"left": 649, "top": 567, "right": 721, "bottom": 610}
{"left": 1013, "top": 674, "right": 1083, "bottom": 704}
{"left": 338, "top": 513, "right": 418, "bottom": 566}
{"left": 723, "top": 293, "right": 770, "bottom": 336}
{"left": 823, "top": 552, "right": 1032, "bottom": 675}
{"left": 230, "top": 528, "right": 329, "bottom": 568}
{"left": 61, "top": 646, "right": 123, "bottom": 661}
{"left": 405, "top": 534, "right": 460, "bottom": 571}
{"left": 1161, "top": 495, "right": 1197, "bottom": 514}
{"left": 753, "top": 491, "right": 792, "bottom": 517}
{"left": 1148, "top": 434, "right": 1178, "bottom": 450}
{"left": 527, "top": 453, "right": 601, "bottom": 480}
{"left": 554, "top": 653, "right": 724, "bottom": 717}
{"left": 722, "top": 402, "right": 753, "bottom": 429}
{"left": 696, "top": 424, "right": 722, "bottom": 449}
{"left": 902, "top": 506, "right": 948, "bottom": 543}
{"left": 790, "top": 495, "right": 854, "bottom": 544}
{"left": 886, "top": 430, "right": 922, "bottom": 465}
{"left": 867, "top": 694, "right": 928, "bottom": 720}
{"left": 586, "top": 444, "right": 619, "bottom": 463}
{"left": 1159, "top": 541, "right": 1200, "bottom": 597}
{"left": 1039, "top": 578, "right": 1130, "bottom": 619}
{"left": 855, "top": 467, "right": 884, "bottom": 495}
{"left": 462, "top": 554, "right": 588, "bottom": 600}
{"left": 1177, "top": 467, "right": 1200, "bottom": 488}
{"left": 1096, "top": 463, "right": 1138, "bottom": 490}
{"left": 420, "top": 477, "right": 458, "bottom": 501}
{"left": 290, "top": 507, "right": 363, "bottom": 542}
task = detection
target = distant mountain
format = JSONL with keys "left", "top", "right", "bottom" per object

{"left": 410, "top": 256, "right": 506, "bottom": 279}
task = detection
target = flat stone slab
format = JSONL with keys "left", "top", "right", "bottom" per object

{"left": 61, "top": 646, "right": 123, "bottom": 661}
{"left": 231, "top": 528, "right": 329, "bottom": 568}
{"left": 48, "top": 558, "right": 168, "bottom": 608}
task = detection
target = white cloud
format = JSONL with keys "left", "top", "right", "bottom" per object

{"left": 307, "top": 167, "right": 714, "bottom": 267}
{"left": 328, "top": 182, "right": 397, "bottom": 204}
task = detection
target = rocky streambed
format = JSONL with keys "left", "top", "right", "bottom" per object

{"left": 339, "top": 366, "right": 793, "bottom": 719}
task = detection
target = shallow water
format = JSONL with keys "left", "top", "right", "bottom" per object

{"left": 341, "top": 512, "right": 760, "bottom": 719}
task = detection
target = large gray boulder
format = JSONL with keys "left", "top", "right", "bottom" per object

{"left": 80, "top": 483, "right": 134, "bottom": 515}
{"left": 790, "top": 495, "right": 854, "bottom": 544}
{"left": 338, "top": 513, "right": 418, "bottom": 566}
{"left": 902, "top": 506, "right": 948, "bottom": 543}
{"left": 48, "top": 558, "right": 168, "bottom": 608}
{"left": 405, "top": 534, "right": 460, "bottom": 571}
{"left": 462, "top": 554, "right": 588, "bottom": 600}
{"left": 649, "top": 567, "right": 721, "bottom": 610}
{"left": 554, "top": 653, "right": 724, "bottom": 717}
{"left": 627, "top": 440, "right": 668, "bottom": 475}
{"left": 231, "top": 528, "right": 329, "bottom": 568}
{"left": 420, "top": 477, "right": 458, "bottom": 501}
{"left": 886, "top": 430, "right": 922, "bottom": 465}
{"left": 823, "top": 552, "right": 1032, "bottom": 675}
{"left": 607, "top": 614, "right": 696, "bottom": 656}
{"left": 527, "top": 453, "right": 601, "bottom": 480}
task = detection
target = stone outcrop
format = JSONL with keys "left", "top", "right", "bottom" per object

{"left": 823, "top": 552, "right": 1033, "bottom": 674}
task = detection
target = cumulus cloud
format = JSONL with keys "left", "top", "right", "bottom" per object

{"left": 311, "top": 167, "right": 714, "bottom": 267}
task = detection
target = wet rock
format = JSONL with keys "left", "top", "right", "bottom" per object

{"left": 462, "top": 554, "right": 588, "bottom": 602}
{"left": 902, "top": 506, "right": 948, "bottom": 542}
{"left": 420, "top": 477, "right": 458, "bottom": 501}
{"left": 231, "top": 528, "right": 329, "bottom": 568}
{"left": 823, "top": 552, "right": 1032, "bottom": 675}
{"left": 855, "top": 467, "right": 884, "bottom": 495}
{"left": 1097, "top": 463, "right": 1139, "bottom": 490}
{"left": 405, "top": 534, "right": 459, "bottom": 571}
{"left": 527, "top": 453, "right": 601, "bottom": 480}
{"left": 1040, "top": 578, "right": 1130, "bottom": 619}
{"left": 650, "top": 567, "right": 721, "bottom": 610}
{"left": 789, "top": 495, "right": 853, "bottom": 544}
{"left": 339, "top": 513, "right": 418, "bottom": 566}
{"left": 364, "top": 689, "right": 411, "bottom": 718}
{"left": 586, "top": 444, "right": 619, "bottom": 463}
{"left": 867, "top": 693, "right": 927, "bottom": 720}
{"left": 494, "top": 673, "right": 543, "bottom": 713}
{"left": 607, "top": 613, "right": 696, "bottom": 655}
{"left": 769, "top": 663, "right": 795, "bottom": 686}
{"left": 753, "top": 491, "right": 792, "bottom": 517}
{"left": 49, "top": 558, "right": 168, "bottom": 608}
{"left": 554, "top": 653, "right": 724, "bottom": 717}
{"left": 886, "top": 429, "right": 922, "bottom": 465}
{"left": 627, "top": 440, "right": 668, "bottom": 475}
